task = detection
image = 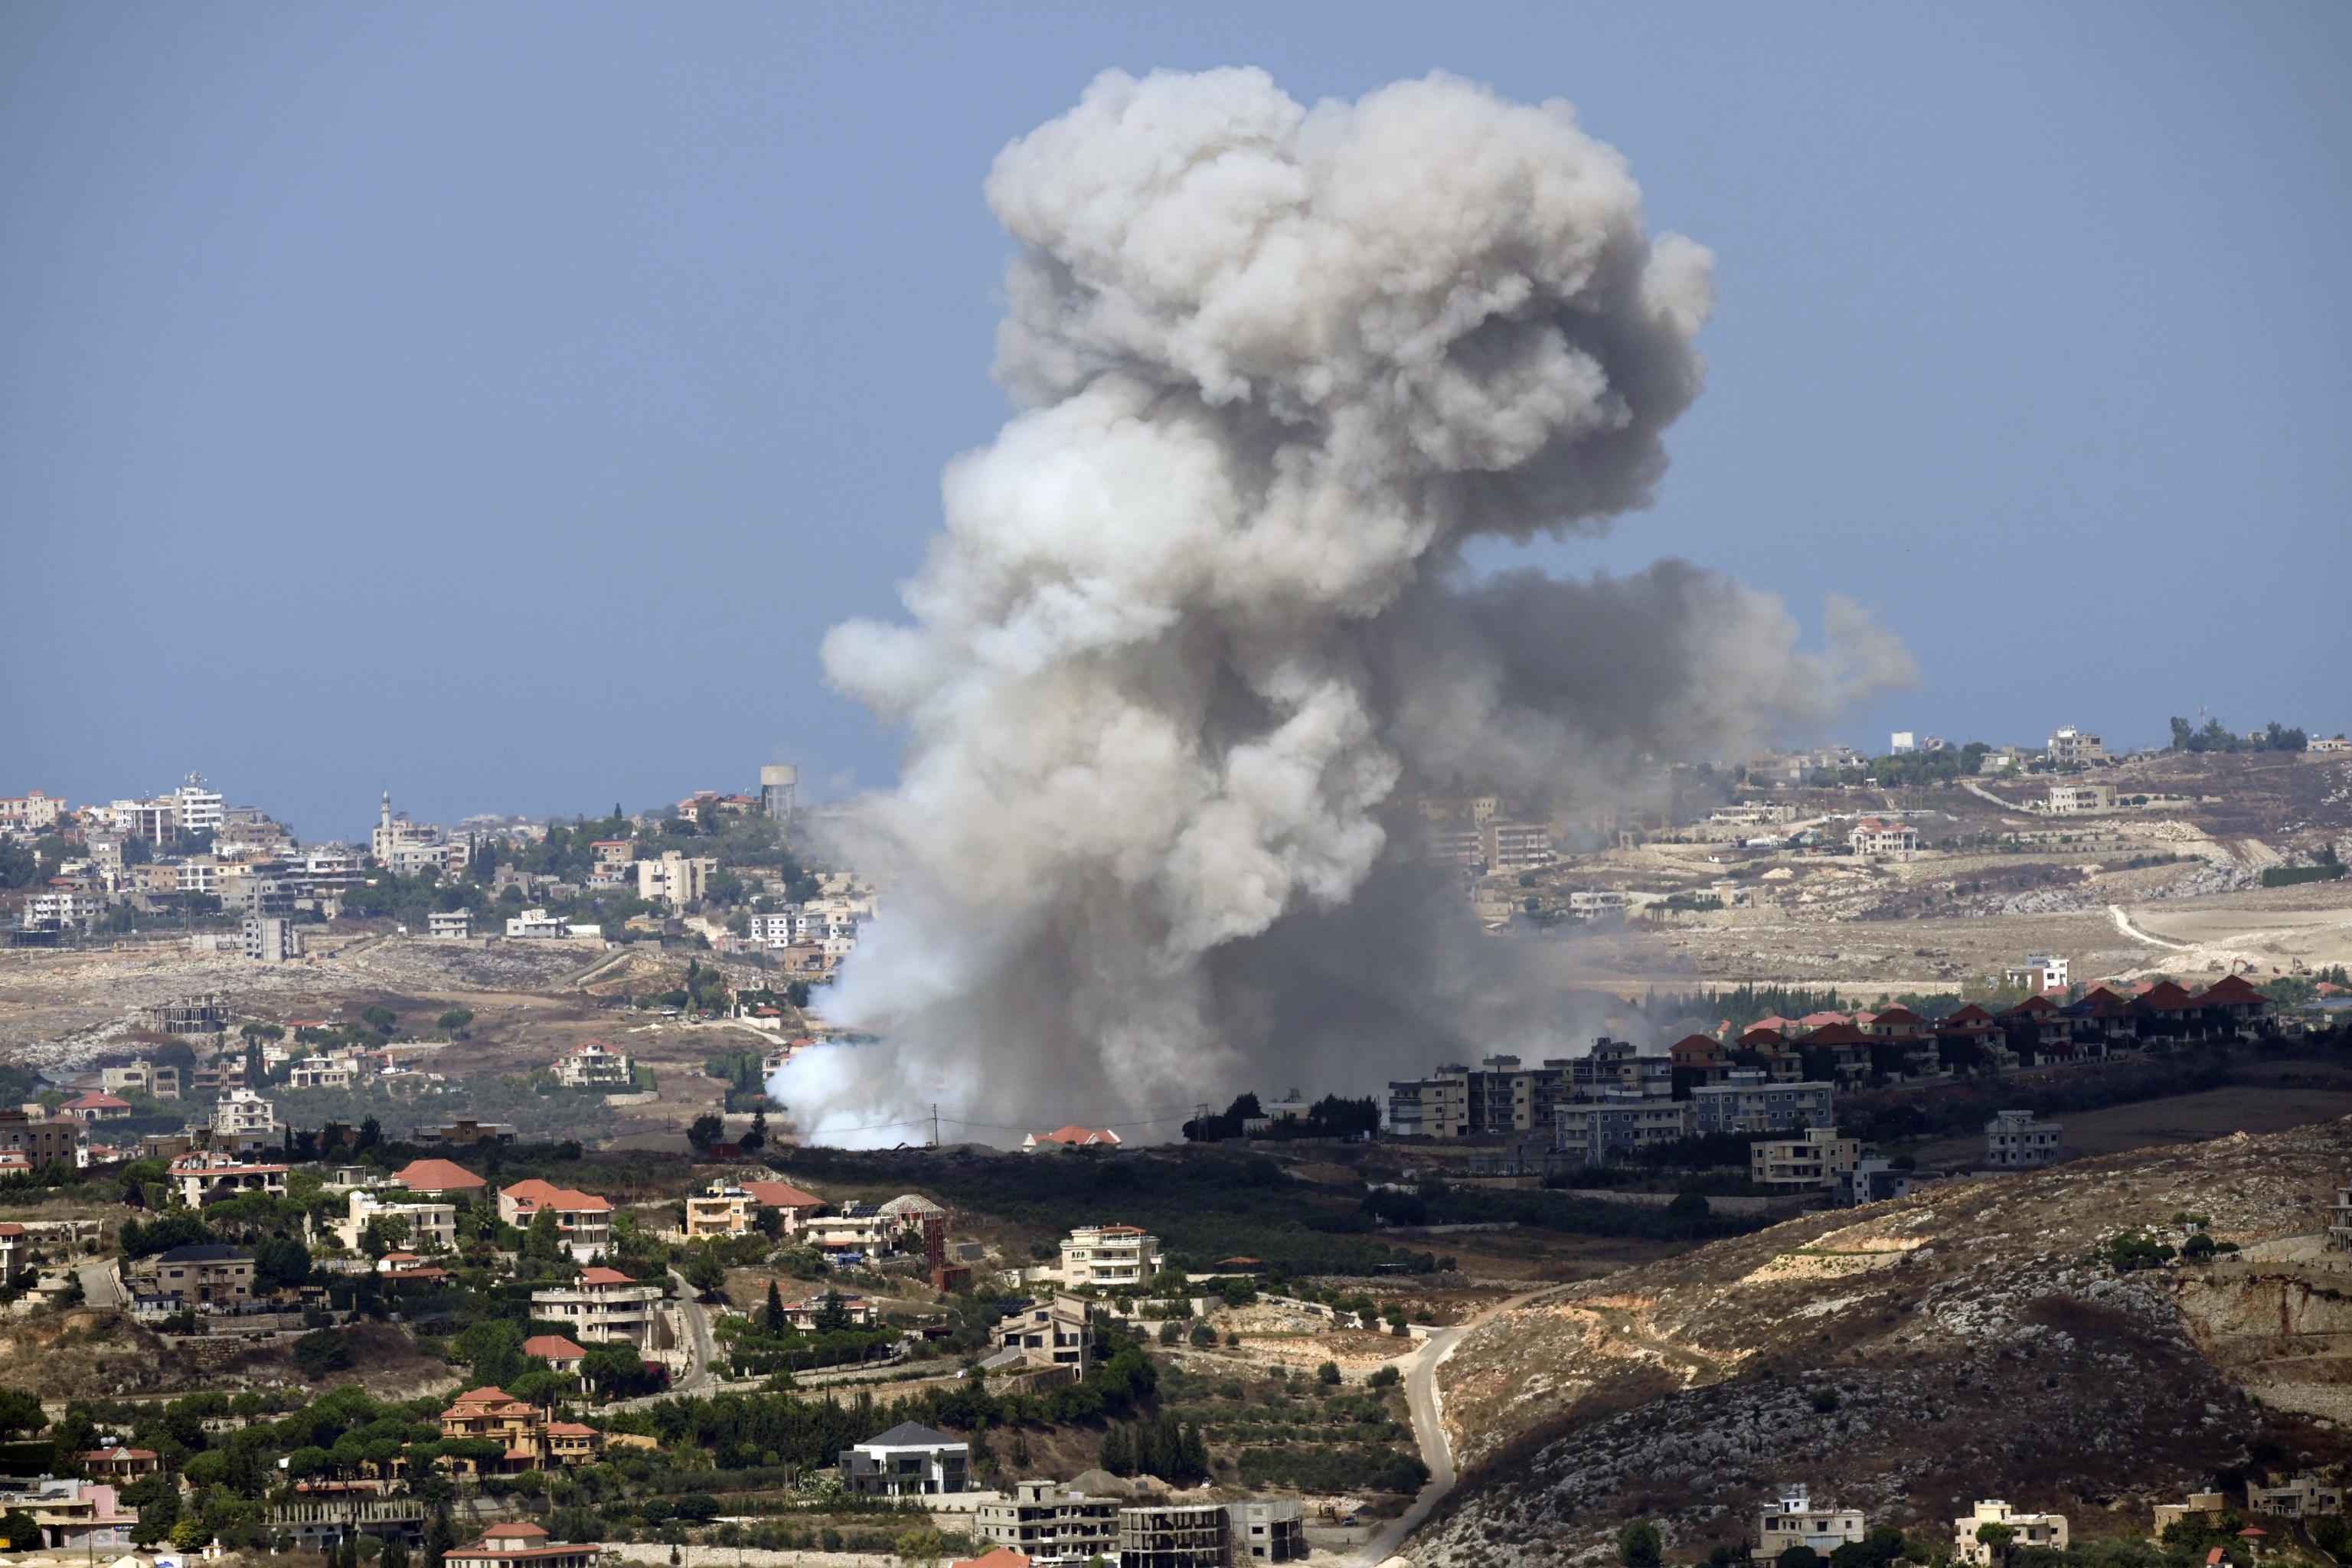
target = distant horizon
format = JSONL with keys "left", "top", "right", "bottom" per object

{"left": 31, "top": 708, "right": 2342, "bottom": 848}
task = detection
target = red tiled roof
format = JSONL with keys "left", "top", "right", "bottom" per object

{"left": 743, "top": 1180, "right": 822, "bottom": 1209}
{"left": 484, "top": 1524, "right": 548, "bottom": 1540}
{"left": 522, "top": 1335, "right": 586, "bottom": 1360}
{"left": 2144, "top": 981, "right": 2197, "bottom": 1010}
{"left": 395, "top": 1158, "right": 486, "bottom": 1191}
{"left": 1736, "top": 1026, "right": 1787, "bottom": 1047}
{"left": 1870, "top": 1006, "right": 1924, "bottom": 1026}
{"left": 1802, "top": 1021, "right": 1870, "bottom": 1046}
{"left": 546, "top": 1422, "right": 599, "bottom": 1437}
{"left": 952, "top": 1552, "right": 1032, "bottom": 1568}
{"left": 2001, "top": 995, "right": 2060, "bottom": 1016}
{"left": 67, "top": 1093, "right": 129, "bottom": 1109}
{"left": 501, "top": 1178, "right": 612, "bottom": 1213}
{"left": 1940, "top": 1004, "right": 1996, "bottom": 1026}
{"left": 2196, "top": 975, "right": 2265, "bottom": 1005}
{"left": 1031, "top": 1125, "right": 1120, "bottom": 1146}
{"left": 577, "top": 1266, "right": 635, "bottom": 1285}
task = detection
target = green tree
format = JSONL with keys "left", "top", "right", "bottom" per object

{"left": 0, "top": 1390, "right": 46, "bottom": 1437}
{"left": 688, "top": 1113, "right": 725, "bottom": 1151}
{"left": 1620, "top": 1521, "right": 1662, "bottom": 1568}
{"left": 292, "top": 1328, "right": 354, "bottom": 1378}
{"left": 743, "top": 1106, "right": 768, "bottom": 1153}
{"left": 765, "top": 1279, "right": 787, "bottom": 1334}
{"left": 684, "top": 1250, "right": 729, "bottom": 1295}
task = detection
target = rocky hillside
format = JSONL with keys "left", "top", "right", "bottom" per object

{"left": 1417, "top": 1120, "right": 2352, "bottom": 1567}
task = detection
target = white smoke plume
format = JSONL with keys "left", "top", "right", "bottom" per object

{"left": 781, "top": 68, "right": 1911, "bottom": 1145}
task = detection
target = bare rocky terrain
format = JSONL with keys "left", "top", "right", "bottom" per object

{"left": 1417, "top": 1119, "right": 2352, "bottom": 1567}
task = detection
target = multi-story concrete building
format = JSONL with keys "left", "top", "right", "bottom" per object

{"left": 243, "top": 913, "right": 302, "bottom": 963}
{"left": 2246, "top": 1475, "right": 2346, "bottom": 1520}
{"left": 443, "top": 1522, "right": 604, "bottom": 1568}
{"left": 1955, "top": 1502, "right": 2066, "bottom": 1566}
{"left": 428, "top": 910, "right": 473, "bottom": 939}
{"left": 128, "top": 1243, "right": 256, "bottom": 1306}
{"left": 336, "top": 1190, "right": 459, "bottom": 1252}
{"left": 0, "top": 791, "right": 66, "bottom": 834}
{"left": 1554, "top": 1094, "right": 1694, "bottom": 1165}
{"left": 1750, "top": 1127, "right": 1862, "bottom": 1190}
{"left": 1057, "top": 1224, "right": 1165, "bottom": 1288}
{"left": 682, "top": 1178, "right": 824, "bottom": 1239}
{"left": 172, "top": 775, "right": 224, "bottom": 836}
{"left": 170, "top": 1152, "right": 289, "bottom": 1206}
{"left": 1119, "top": 1501, "right": 1232, "bottom": 1568}
{"left": 978, "top": 1480, "right": 1120, "bottom": 1563}
{"left": 2047, "top": 727, "right": 2105, "bottom": 767}
{"left": 1984, "top": 1109, "right": 2063, "bottom": 1168}
{"left": 636, "top": 851, "right": 717, "bottom": 908}
{"left": 1753, "top": 1487, "right": 1866, "bottom": 1563}
{"left": 1480, "top": 818, "right": 1555, "bottom": 871}
{"left": 1691, "top": 1073, "right": 1836, "bottom": 1135}
{"left": 0, "top": 1112, "right": 90, "bottom": 1169}
{"left": 994, "top": 1295, "right": 1093, "bottom": 1373}
{"left": 1230, "top": 1501, "right": 1305, "bottom": 1563}
{"left": 211, "top": 1087, "right": 279, "bottom": 1139}
{"left": 530, "top": 1266, "right": 668, "bottom": 1348}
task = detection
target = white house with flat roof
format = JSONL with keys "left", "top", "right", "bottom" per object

{"left": 1754, "top": 1486, "right": 1866, "bottom": 1563}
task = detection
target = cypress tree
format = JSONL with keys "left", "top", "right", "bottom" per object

{"left": 766, "top": 1279, "right": 787, "bottom": 1335}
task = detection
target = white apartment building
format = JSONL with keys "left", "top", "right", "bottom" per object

{"left": 1955, "top": 1502, "right": 2066, "bottom": 1566}
{"left": 1753, "top": 1487, "right": 1866, "bottom": 1564}
{"left": 505, "top": 908, "right": 572, "bottom": 939}
{"left": 530, "top": 1266, "right": 668, "bottom": 1348}
{"left": 286, "top": 1055, "right": 354, "bottom": 1089}
{"left": 1056, "top": 1224, "right": 1165, "bottom": 1289}
{"left": 175, "top": 858, "right": 219, "bottom": 896}
{"left": 1984, "top": 1109, "right": 2063, "bottom": 1168}
{"left": 170, "top": 1152, "right": 289, "bottom": 1207}
{"left": 637, "top": 851, "right": 717, "bottom": 908}
{"left": 428, "top": 910, "right": 472, "bottom": 939}
{"left": 173, "top": 775, "right": 224, "bottom": 835}
{"left": 1480, "top": 818, "right": 1555, "bottom": 871}
{"left": 211, "top": 1087, "right": 279, "bottom": 1139}
{"left": 1750, "top": 1127, "right": 1863, "bottom": 1191}
{"left": 2004, "top": 953, "right": 2069, "bottom": 991}
{"left": 24, "top": 890, "right": 105, "bottom": 929}
{"left": 335, "top": 1190, "right": 459, "bottom": 1252}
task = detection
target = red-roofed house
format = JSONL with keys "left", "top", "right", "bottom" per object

{"left": 62, "top": 1092, "right": 132, "bottom": 1122}
{"left": 439, "top": 1387, "right": 549, "bottom": 1475}
{"left": 1796, "top": 1021, "right": 1874, "bottom": 1084}
{"left": 1021, "top": 1125, "right": 1123, "bottom": 1152}
{"left": 394, "top": 1158, "right": 487, "bottom": 1194}
{"left": 498, "top": 1180, "right": 614, "bottom": 1261}
{"left": 545, "top": 1422, "right": 603, "bottom": 1467}
{"left": 445, "top": 1521, "right": 602, "bottom": 1568}
{"left": 81, "top": 1445, "right": 161, "bottom": 1480}
{"left": 2192, "top": 975, "right": 2271, "bottom": 1037}
{"left": 1669, "top": 1035, "right": 1731, "bottom": 1086}
{"left": 521, "top": 1335, "right": 587, "bottom": 1374}
{"left": 952, "top": 1551, "right": 1033, "bottom": 1568}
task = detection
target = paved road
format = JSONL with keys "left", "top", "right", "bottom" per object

{"left": 77, "top": 1261, "right": 121, "bottom": 1309}
{"left": 671, "top": 1270, "right": 720, "bottom": 1393}
{"left": 1354, "top": 1292, "right": 1547, "bottom": 1566}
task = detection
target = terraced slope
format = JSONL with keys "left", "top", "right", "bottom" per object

{"left": 1418, "top": 1120, "right": 2352, "bottom": 1566}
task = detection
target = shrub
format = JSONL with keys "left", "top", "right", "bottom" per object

{"left": 1368, "top": 1365, "right": 1401, "bottom": 1390}
{"left": 1316, "top": 1361, "right": 1341, "bottom": 1385}
{"left": 292, "top": 1328, "right": 354, "bottom": 1378}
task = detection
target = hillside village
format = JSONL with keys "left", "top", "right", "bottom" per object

{"left": 0, "top": 737, "right": 2349, "bottom": 1568}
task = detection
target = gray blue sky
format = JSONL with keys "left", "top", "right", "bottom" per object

{"left": 3, "top": 5, "right": 2346, "bottom": 843}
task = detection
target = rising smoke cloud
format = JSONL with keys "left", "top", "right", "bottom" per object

{"left": 782, "top": 67, "right": 1911, "bottom": 1145}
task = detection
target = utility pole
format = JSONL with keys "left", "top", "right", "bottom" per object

{"left": 930, "top": 1103, "right": 939, "bottom": 1148}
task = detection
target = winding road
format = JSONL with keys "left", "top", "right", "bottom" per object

{"left": 1355, "top": 1291, "right": 1547, "bottom": 1566}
